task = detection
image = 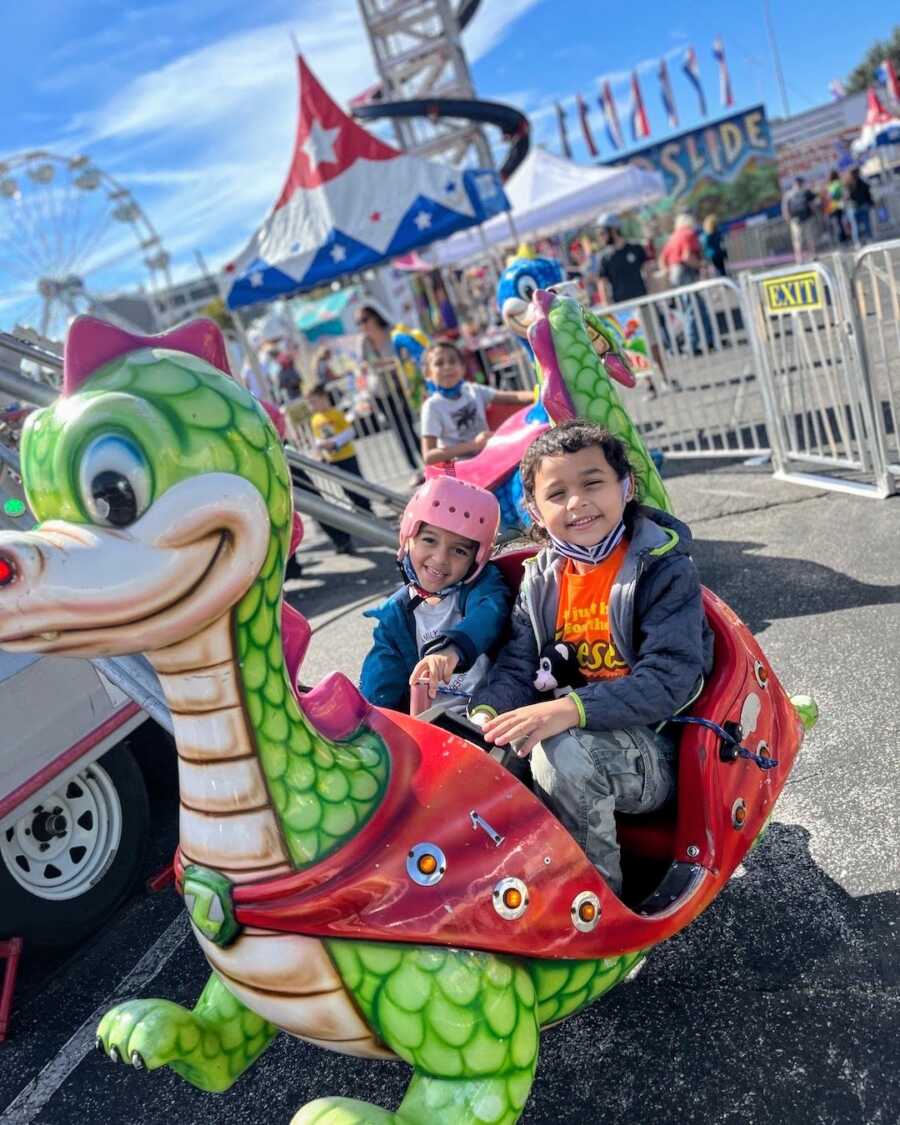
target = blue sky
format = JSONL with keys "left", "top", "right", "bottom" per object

{"left": 1, "top": 0, "right": 896, "bottom": 329}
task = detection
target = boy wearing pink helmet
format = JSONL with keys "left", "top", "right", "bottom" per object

{"left": 360, "top": 476, "right": 511, "bottom": 717}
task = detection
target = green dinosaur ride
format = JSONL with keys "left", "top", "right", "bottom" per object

{"left": 0, "top": 313, "right": 811, "bottom": 1124}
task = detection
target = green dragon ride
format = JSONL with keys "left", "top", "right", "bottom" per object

{"left": 0, "top": 299, "right": 811, "bottom": 1124}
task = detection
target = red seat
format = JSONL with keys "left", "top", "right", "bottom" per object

{"left": 615, "top": 807, "right": 677, "bottom": 861}
{"left": 492, "top": 548, "right": 533, "bottom": 592}
{"left": 485, "top": 400, "right": 526, "bottom": 431}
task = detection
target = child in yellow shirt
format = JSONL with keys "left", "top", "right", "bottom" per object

{"left": 307, "top": 385, "right": 372, "bottom": 514}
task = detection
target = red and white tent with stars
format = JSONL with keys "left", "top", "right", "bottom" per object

{"left": 225, "top": 54, "right": 508, "bottom": 309}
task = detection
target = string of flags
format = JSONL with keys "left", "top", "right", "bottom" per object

{"left": 874, "top": 58, "right": 900, "bottom": 104}
{"left": 829, "top": 59, "right": 900, "bottom": 105}
{"left": 555, "top": 39, "right": 734, "bottom": 159}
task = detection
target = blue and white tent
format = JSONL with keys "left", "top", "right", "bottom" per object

{"left": 225, "top": 55, "right": 508, "bottom": 309}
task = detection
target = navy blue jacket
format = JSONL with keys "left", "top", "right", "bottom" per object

{"left": 470, "top": 509, "right": 714, "bottom": 732}
{"left": 360, "top": 563, "right": 512, "bottom": 711}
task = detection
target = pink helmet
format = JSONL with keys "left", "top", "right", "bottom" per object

{"left": 398, "top": 476, "right": 500, "bottom": 582}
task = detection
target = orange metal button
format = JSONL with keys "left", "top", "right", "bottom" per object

{"left": 417, "top": 853, "right": 438, "bottom": 875}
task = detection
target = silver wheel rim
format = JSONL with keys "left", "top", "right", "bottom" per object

{"left": 1, "top": 763, "right": 123, "bottom": 901}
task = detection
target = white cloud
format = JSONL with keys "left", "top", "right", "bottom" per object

{"left": 462, "top": 0, "right": 545, "bottom": 63}
{"left": 7, "top": 0, "right": 546, "bottom": 312}
{"left": 76, "top": 7, "right": 372, "bottom": 146}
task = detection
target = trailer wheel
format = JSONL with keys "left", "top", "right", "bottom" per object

{"left": 0, "top": 743, "right": 149, "bottom": 946}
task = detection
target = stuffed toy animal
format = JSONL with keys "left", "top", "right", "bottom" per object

{"left": 533, "top": 640, "right": 585, "bottom": 697}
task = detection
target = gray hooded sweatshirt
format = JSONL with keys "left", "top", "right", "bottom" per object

{"left": 471, "top": 507, "right": 715, "bottom": 732}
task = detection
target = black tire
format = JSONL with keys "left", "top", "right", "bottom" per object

{"left": 0, "top": 742, "right": 150, "bottom": 947}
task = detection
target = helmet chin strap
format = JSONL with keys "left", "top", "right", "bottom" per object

{"left": 529, "top": 477, "right": 634, "bottom": 566}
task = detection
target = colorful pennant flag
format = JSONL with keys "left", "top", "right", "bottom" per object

{"left": 875, "top": 59, "right": 900, "bottom": 104}
{"left": 658, "top": 58, "right": 679, "bottom": 128}
{"left": 682, "top": 47, "right": 707, "bottom": 116}
{"left": 712, "top": 37, "right": 733, "bottom": 108}
{"left": 599, "top": 81, "right": 624, "bottom": 150}
{"left": 576, "top": 92, "right": 599, "bottom": 157}
{"left": 629, "top": 71, "right": 651, "bottom": 141}
{"left": 555, "top": 101, "right": 572, "bottom": 159}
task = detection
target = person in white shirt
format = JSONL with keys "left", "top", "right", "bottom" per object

{"left": 419, "top": 342, "right": 532, "bottom": 466}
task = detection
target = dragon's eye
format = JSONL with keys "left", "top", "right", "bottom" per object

{"left": 79, "top": 435, "right": 151, "bottom": 528}
{"left": 515, "top": 274, "right": 537, "bottom": 301}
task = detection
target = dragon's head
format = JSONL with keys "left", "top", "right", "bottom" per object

{"left": 528, "top": 289, "right": 636, "bottom": 421}
{"left": 528, "top": 289, "right": 670, "bottom": 511}
{"left": 0, "top": 317, "right": 291, "bottom": 658}
{"left": 497, "top": 255, "right": 565, "bottom": 341}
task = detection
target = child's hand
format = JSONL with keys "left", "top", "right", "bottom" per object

{"left": 472, "top": 430, "right": 491, "bottom": 451}
{"left": 409, "top": 649, "right": 460, "bottom": 699}
{"left": 481, "top": 696, "right": 581, "bottom": 757}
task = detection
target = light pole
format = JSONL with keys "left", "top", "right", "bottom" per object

{"left": 763, "top": 0, "right": 791, "bottom": 118}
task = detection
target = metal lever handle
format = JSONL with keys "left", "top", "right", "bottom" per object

{"left": 470, "top": 810, "right": 504, "bottom": 846}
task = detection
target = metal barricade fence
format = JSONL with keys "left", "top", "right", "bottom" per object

{"left": 724, "top": 216, "right": 793, "bottom": 269}
{"left": 287, "top": 361, "right": 423, "bottom": 495}
{"left": 290, "top": 352, "right": 536, "bottom": 496}
{"left": 739, "top": 256, "right": 892, "bottom": 497}
{"left": 598, "top": 277, "right": 770, "bottom": 459}
{"left": 849, "top": 238, "right": 900, "bottom": 483}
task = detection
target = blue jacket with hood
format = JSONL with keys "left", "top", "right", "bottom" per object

{"left": 360, "top": 562, "right": 512, "bottom": 711}
{"left": 470, "top": 508, "right": 714, "bottom": 732}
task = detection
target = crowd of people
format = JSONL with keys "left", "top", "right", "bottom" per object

{"left": 242, "top": 170, "right": 884, "bottom": 558}
{"left": 781, "top": 167, "right": 876, "bottom": 262}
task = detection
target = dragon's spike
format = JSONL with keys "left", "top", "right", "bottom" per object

{"left": 64, "top": 315, "right": 232, "bottom": 394}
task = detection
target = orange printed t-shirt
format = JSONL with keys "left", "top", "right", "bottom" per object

{"left": 554, "top": 540, "right": 631, "bottom": 682}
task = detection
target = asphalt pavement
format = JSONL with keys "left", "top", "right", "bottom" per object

{"left": 2, "top": 462, "right": 898, "bottom": 1125}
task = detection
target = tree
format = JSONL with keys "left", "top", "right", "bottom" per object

{"left": 846, "top": 26, "right": 900, "bottom": 94}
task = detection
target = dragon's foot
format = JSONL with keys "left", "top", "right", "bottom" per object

{"left": 292, "top": 1071, "right": 533, "bottom": 1125}
{"left": 292, "top": 1097, "right": 396, "bottom": 1124}
{"left": 96, "top": 974, "right": 276, "bottom": 1093}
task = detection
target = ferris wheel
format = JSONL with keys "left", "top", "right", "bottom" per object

{"left": 0, "top": 150, "right": 174, "bottom": 342}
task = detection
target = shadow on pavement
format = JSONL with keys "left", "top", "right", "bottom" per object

{"left": 693, "top": 538, "right": 900, "bottom": 633}
{"left": 532, "top": 822, "right": 900, "bottom": 1125}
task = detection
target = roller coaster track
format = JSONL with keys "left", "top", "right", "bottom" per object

{"left": 350, "top": 0, "right": 530, "bottom": 181}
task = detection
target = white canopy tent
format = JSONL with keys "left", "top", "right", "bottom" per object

{"left": 431, "top": 147, "right": 664, "bottom": 266}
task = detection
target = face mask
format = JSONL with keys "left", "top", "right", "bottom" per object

{"left": 425, "top": 380, "right": 464, "bottom": 399}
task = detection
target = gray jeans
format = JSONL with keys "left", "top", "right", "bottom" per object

{"left": 531, "top": 726, "right": 676, "bottom": 896}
